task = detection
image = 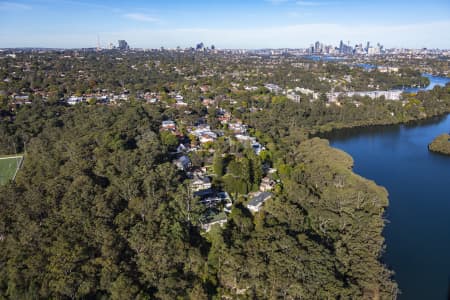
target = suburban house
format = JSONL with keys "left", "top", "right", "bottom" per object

{"left": 199, "top": 132, "right": 217, "bottom": 144}
{"left": 177, "top": 143, "right": 188, "bottom": 153}
{"left": 202, "top": 98, "right": 216, "bottom": 107}
{"left": 264, "top": 83, "right": 283, "bottom": 94}
{"left": 191, "top": 174, "right": 212, "bottom": 192}
{"left": 175, "top": 100, "right": 188, "bottom": 107}
{"left": 161, "top": 120, "right": 176, "bottom": 131}
{"left": 200, "top": 196, "right": 223, "bottom": 207}
{"left": 229, "top": 122, "right": 247, "bottom": 134}
{"left": 174, "top": 155, "right": 191, "bottom": 171}
{"left": 190, "top": 125, "right": 218, "bottom": 144}
{"left": 67, "top": 96, "right": 84, "bottom": 105}
{"left": 260, "top": 177, "right": 276, "bottom": 192}
{"left": 234, "top": 134, "right": 255, "bottom": 144}
{"left": 252, "top": 142, "right": 264, "bottom": 155}
{"left": 218, "top": 111, "right": 232, "bottom": 124}
{"left": 201, "top": 211, "right": 228, "bottom": 232}
{"left": 247, "top": 192, "right": 273, "bottom": 213}
{"left": 287, "top": 93, "right": 301, "bottom": 103}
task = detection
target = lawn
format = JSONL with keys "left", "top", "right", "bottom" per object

{"left": 0, "top": 155, "right": 23, "bottom": 185}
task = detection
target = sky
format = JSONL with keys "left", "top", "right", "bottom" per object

{"left": 0, "top": 0, "right": 449, "bottom": 49}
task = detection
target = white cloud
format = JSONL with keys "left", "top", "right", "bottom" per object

{"left": 265, "top": 0, "right": 289, "bottom": 5}
{"left": 37, "top": 0, "right": 112, "bottom": 10}
{"left": 124, "top": 13, "right": 158, "bottom": 23}
{"left": 0, "top": 1, "right": 32, "bottom": 10}
{"left": 287, "top": 11, "right": 312, "bottom": 18}
{"left": 296, "top": 1, "right": 322, "bottom": 6}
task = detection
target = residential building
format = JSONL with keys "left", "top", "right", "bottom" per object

{"left": 260, "top": 177, "right": 276, "bottom": 192}
{"left": 264, "top": 83, "right": 283, "bottom": 94}
{"left": 247, "top": 192, "right": 273, "bottom": 213}
{"left": 118, "top": 40, "right": 130, "bottom": 50}
{"left": 174, "top": 155, "right": 191, "bottom": 171}
{"left": 67, "top": 96, "right": 84, "bottom": 105}
{"left": 201, "top": 211, "right": 227, "bottom": 232}
{"left": 287, "top": 93, "right": 301, "bottom": 103}
{"left": 191, "top": 174, "right": 212, "bottom": 192}
{"left": 161, "top": 120, "right": 176, "bottom": 131}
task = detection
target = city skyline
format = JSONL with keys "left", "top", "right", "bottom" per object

{"left": 1, "top": 0, "right": 450, "bottom": 49}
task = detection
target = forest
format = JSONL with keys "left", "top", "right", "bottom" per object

{"left": 0, "top": 100, "right": 398, "bottom": 299}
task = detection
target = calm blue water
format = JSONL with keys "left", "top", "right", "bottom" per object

{"left": 303, "top": 55, "right": 345, "bottom": 62}
{"left": 403, "top": 74, "right": 450, "bottom": 93}
{"left": 328, "top": 115, "right": 450, "bottom": 300}
{"left": 356, "top": 63, "right": 377, "bottom": 70}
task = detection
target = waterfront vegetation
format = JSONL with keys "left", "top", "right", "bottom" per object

{"left": 428, "top": 133, "right": 450, "bottom": 155}
{"left": 0, "top": 50, "right": 449, "bottom": 299}
{"left": 244, "top": 83, "right": 450, "bottom": 136}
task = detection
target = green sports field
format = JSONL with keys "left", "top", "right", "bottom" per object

{"left": 0, "top": 155, "right": 23, "bottom": 185}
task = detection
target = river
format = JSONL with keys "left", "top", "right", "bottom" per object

{"left": 328, "top": 115, "right": 450, "bottom": 299}
{"left": 403, "top": 74, "right": 450, "bottom": 93}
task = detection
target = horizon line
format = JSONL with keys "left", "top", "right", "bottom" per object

{"left": 1, "top": 46, "right": 450, "bottom": 51}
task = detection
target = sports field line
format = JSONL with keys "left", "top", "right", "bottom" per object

{"left": 11, "top": 156, "right": 23, "bottom": 181}
{"left": 0, "top": 155, "right": 23, "bottom": 160}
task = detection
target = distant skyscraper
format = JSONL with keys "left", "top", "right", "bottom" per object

{"left": 96, "top": 35, "right": 101, "bottom": 51}
{"left": 196, "top": 42, "right": 204, "bottom": 50}
{"left": 314, "top": 41, "right": 320, "bottom": 54}
{"left": 118, "top": 40, "right": 130, "bottom": 50}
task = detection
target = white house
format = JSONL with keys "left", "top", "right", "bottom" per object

{"left": 191, "top": 174, "right": 212, "bottom": 192}
{"left": 199, "top": 132, "right": 217, "bottom": 144}
{"left": 161, "top": 120, "right": 176, "bottom": 131}
{"left": 247, "top": 192, "right": 272, "bottom": 213}
{"left": 67, "top": 96, "right": 84, "bottom": 105}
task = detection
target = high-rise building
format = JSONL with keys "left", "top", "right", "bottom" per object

{"left": 118, "top": 40, "right": 130, "bottom": 50}
{"left": 314, "top": 41, "right": 320, "bottom": 54}
{"left": 196, "top": 42, "right": 204, "bottom": 50}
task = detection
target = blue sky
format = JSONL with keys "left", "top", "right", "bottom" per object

{"left": 0, "top": 0, "right": 449, "bottom": 49}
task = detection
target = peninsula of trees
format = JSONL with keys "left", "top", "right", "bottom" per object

{"left": 428, "top": 133, "right": 450, "bottom": 155}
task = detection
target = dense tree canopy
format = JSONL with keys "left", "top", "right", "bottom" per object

{"left": 0, "top": 102, "right": 399, "bottom": 299}
{"left": 428, "top": 133, "right": 450, "bottom": 155}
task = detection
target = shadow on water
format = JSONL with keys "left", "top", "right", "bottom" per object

{"left": 448, "top": 278, "right": 450, "bottom": 300}
{"left": 320, "top": 124, "right": 401, "bottom": 142}
{"left": 402, "top": 114, "right": 448, "bottom": 128}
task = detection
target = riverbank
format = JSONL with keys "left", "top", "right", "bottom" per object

{"left": 428, "top": 133, "right": 450, "bottom": 155}
{"left": 311, "top": 73, "right": 450, "bottom": 136}
{"left": 327, "top": 114, "right": 450, "bottom": 300}
{"left": 313, "top": 110, "right": 450, "bottom": 138}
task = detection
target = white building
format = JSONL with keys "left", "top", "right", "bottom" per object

{"left": 247, "top": 192, "right": 273, "bottom": 213}
{"left": 67, "top": 96, "right": 84, "bottom": 105}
